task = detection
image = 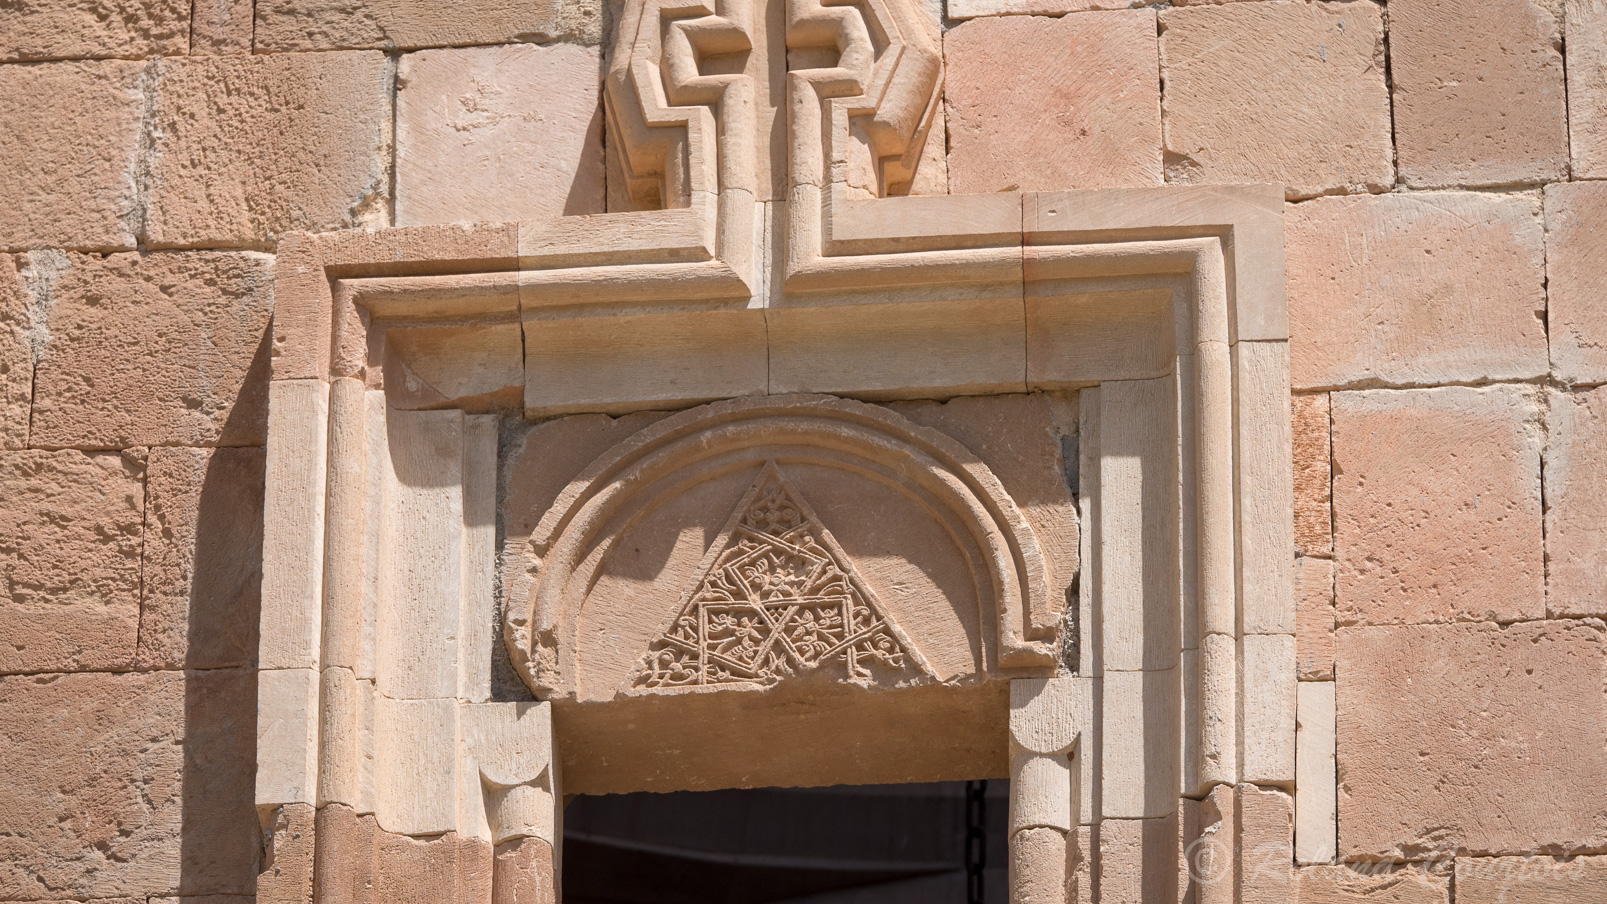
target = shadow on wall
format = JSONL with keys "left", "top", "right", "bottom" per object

{"left": 176, "top": 331, "right": 269, "bottom": 897}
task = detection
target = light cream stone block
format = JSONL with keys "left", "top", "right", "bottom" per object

{"left": 257, "top": 667, "right": 321, "bottom": 807}
{"left": 1076, "top": 388, "right": 1099, "bottom": 678}
{"left": 376, "top": 408, "right": 465, "bottom": 701}
{"left": 1545, "top": 181, "right": 1607, "bottom": 385}
{"left": 1295, "top": 681, "right": 1336, "bottom": 864}
{"left": 1296, "top": 556, "right": 1336, "bottom": 681}
{"left": 322, "top": 378, "right": 370, "bottom": 673}
{"left": 523, "top": 308, "right": 767, "bottom": 416}
{"left": 1102, "top": 669, "right": 1180, "bottom": 820}
{"left": 1099, "top": 378, "right": 1181, "bottom": 672}
{"left": 461, "top": 702, "right": 556, "bottom": 844}
{"left": 262, "top": 379, "right": 331, "bottom": 671}
{"left": 1234, "top": 340, "right": 1295, "bottom": 635}
{"left": 1198, "top": 631, "right": 1238, "bottom": 790}
{"left": 767, "top": 295, "right": 1027, "bottom": 398}
{"left": 1240, "top": 633, "right": 1296, "bottom": 785}
{"left": 1569, "top": 0, "right": 1607, "bottom": 179}
{"left": 318, "top": 666, "right": 375, "bottom": 810}
{"left": 461, "top": 415, "right": 498, "bottom": 703}
{"left": 1546, "top": 387, "right": 1607, "bottom": 617}
{"left": 1099, "top": 815, "right": 1179, "bottom": 904}
{"left": 1009, "top": 826, "right": 1071, "bottom": 904}
{"left": 1010, "top": 678, "right": 1090, "bottom": 833}
{"left": 375, "top": 695, "right": 458, "bottom": 836}
{"left": 1026, "top": 288, "right": 1176, "bottom": 386}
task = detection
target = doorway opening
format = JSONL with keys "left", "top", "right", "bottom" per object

{"left": 561, "top": 780, "right": 1011, "bottom": 904}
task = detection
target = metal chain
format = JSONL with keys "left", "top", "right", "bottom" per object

{"left": 965, "top": 780, "right": 988, "bottom": 904}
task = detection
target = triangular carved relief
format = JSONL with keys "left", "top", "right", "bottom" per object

{"left": 630, "top": 461, "right": 932, "bottom": 691}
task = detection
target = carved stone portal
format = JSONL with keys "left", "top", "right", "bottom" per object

{"left": 253, "top": 0, "right": 1295, "bottom": 896}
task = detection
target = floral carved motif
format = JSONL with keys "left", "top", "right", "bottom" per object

{"left": 631, "top": 461, "right": 931, "bottom": 690}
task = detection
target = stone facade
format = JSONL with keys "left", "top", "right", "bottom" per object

{"left": 1, "top": 0, "right": 1603, "bottom": 901}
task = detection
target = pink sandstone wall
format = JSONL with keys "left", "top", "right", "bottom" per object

{"left": 1, "top": 0, "right": 1605, "bottom": 901}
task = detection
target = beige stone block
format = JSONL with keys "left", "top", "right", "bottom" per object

{"left": 1234, "top": 340, "right": 1295, "bottom": 636}
{"left": 523, "top": 308, "right": 767, "bottom": 416}
{"left": 0, "top": 450, "right": 143, "bottom": 674}
{"left": 397, "top": 44, "right": 603, "bottom": 227}
{"left": 1011, "top": 826, "right": 1070, "bottom": 904}
{"left": 1295, "top": 556, "right": 1335, "bottom": 680}
{"left": 1026, "top": 288, "right": 1176, "bottom": 386}
{"left": 1287, "top": 192, "right": 1548, "bottom": 389}
{"left": 180, "top": 666, "right": 261, "bottom": 895}
{"left": 492, "top": 836, "right": 556, "bottom": 904}
{"left": 1159, "top": 1, "right": 1391, "bottom": 199}
{"left": 1569, "top": 0, "right": 1607, "bottom": 178}
{"left": 258, "top": 667, "right": 321, "bottom": 808}
{"left": 259, "top": 802, "right": 315, "bottom": 904}
{"left": 147, "top": 53, "right": 391, "bottom": 248}
{"left": 1238, "top": 784, "right": 1294, "bottom": 904}
{"left": 1456, "top": 854, "right": 1607, "bottom": 902}
{"left": 1545, "top": 181, "right": 1607, "bottom": 383}
{"left": 1336, "top": 620, "right": 1607, "bottom": 857}
{"left": 1390, "top": 0, "right": 1568, "bottom": 187}
{"left": 314, "top": 803, "right": 377, "bottom": 904}
{"left": 1295, "top": 681, "right": 1336, "bottom": 864}
{"left": 138, "top": 447, "right": 265, "bottom": 670}
{"left": 374, "top": 695, "right": 458, "bottom": 836}
{"left": 0, "top": 61, "right": 144, "bottom": 251}
{"left": 1099, "top": 815, "right": 1179, "bottom": 904}
{"left": 317, "top": 667, "right": 373, "bottom": 810}
{"left": 374, "top": 829, "right": 492, "bottom": 904}
{"left": 1332, "top": 387, "right": 1544, "bottom": 625}
{"left": 261, "top": 380, "right": 330, "bottom": 671}
{"left": 0, "top": 0, "right": 188, "bottom": 60}
{"left": 30, "top": 251, "right": 272, "bottom": 448}
{"left": 948, "top": 0, "right": 1135, "bottom": 18}
{"left": 1292, "top": 392, "right": 1330, "bottom": 557}
{"left": 191, "top": 0, "right": 254, "bottom": 53}
{"left": 944, "top": 11, "right": 1162, "bottom": 194}
{"left": 1547, "top": 387, "right": 1607, "bottom": 617}
{"left": 0, "top": 671, "right": 184, "bottom": 899}
{"left": 0, "top": 254, "right": 28, "bottom": 449}
{"left": 1197, "top": 631, "right": 1238, "bottom": 790}
{"left": 1102, "top": 669, "right": 1180, "bottom": 820}
{"left": 1239, "top": 634, "right": 1295, "bottom": 785}
{"left": 767, "top": 296, "right": 1027, "bottom": 398}
{"left": 1099, "top": 377, "right": 1181, "bottom": 671}
{"left": 1296, "top": 864, "right": 1448, "bottom": 904}
{"left": 255, "top": 0, "right": 600, "bottom": 52}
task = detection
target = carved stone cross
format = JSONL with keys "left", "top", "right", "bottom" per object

{"left": 255, "top": 0, "right": 1296, "bottom": 898}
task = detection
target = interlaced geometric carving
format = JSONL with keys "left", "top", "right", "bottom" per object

{"left": 631, "top": 461, "right": 930, "bottom": 690}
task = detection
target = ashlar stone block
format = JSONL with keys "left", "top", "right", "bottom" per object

{"left": 30, "top": 252, "right": 272, "bottom": 449}
{"left": 1545, "top": 387, "right": 1607, "bottom": 617}
{"left": 147, "top": 52, "right": 392, "bottom": 248}
{"left": 1332, "top": 386, "right": 1544, "bottom": 626}
{"left": 1296, "top": 864, "right": 1449, "bottom": 903}
{"left": 0, "top": 253, "right": 29, "bottom": 450}
{"left": 1545, "top": 181, "right": 1607, "bottom": 384}
{"left": 1288, "top": 192, "right": 1548, "bottom": 389}
{"left": 1456, "top": 854, "right": 1607, "bottom": 902}
{"left": 0, "top": 450, "right": 145, "bottom": 674}
{"left": 1336, "top": 620, "right": 1607, "bottom": 858}
{"left": 254, "top": 0, "right": 602, "bottom": 51}
{"left": 1295, "top": 556, "right": 1335, "bottom": 681}
{"left": 1292, "top": 392, "right": 1330, "bottom": 557}
{"left": 1159, "top": 0, "right": 1392, "bottom": 199}
{"left": 0, "top": 61, "right": 146, "bottom": 252}
{"left": 0, "top": 0, "right": 189, "bottom": 61}
{"left": 397, "top": 43, "right": 605, "bottom": 227}
{"left": 944, "top": 11, "right": 1162, "bottom": 194}
{"left": 1389, "top": 0, "right": 1569, "bottom": 187}
{"left": 1568, "top": 0, "right": 1607, "bottom": 179}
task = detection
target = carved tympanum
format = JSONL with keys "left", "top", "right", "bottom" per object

{"left": 631, "top": 461, "right": 930, "bottom": 690}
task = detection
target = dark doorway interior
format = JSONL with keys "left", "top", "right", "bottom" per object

{"left": 562, "top": 780, "right": 1011, "bottom": 904}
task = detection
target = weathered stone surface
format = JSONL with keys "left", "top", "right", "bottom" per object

{"left": 180, "top": 667, "right": 260, "bottom": 895}
{"left": 0, "top": 0, "right": 188, "bottom": 61}
{"left": 254, "top": 0, "right": 601, "bottom": 52}
{"left": 1332, "top": 387, "right": 1544, "bottom": 626}
{"left": 0, "top": 450, "right": 144, "bottom": 674}
{"left": 1296, "top": 864, "right": 1449, "bottom": 903}
{"left": 1569, "top": 0, "right": 1607, "bottom": 179}
{"left": 492, "top": 837, "right": 556, "bottom": 904}
{"left": 0, "top": 60, "right": 145, "bottom": 252}
{"left": 396, "top": 43, "right": 604, "bottom": 227}
{"left": 375, "top": 829, "right": 492, "bottom": 904}
{"left": 1336, "top": 620, "right": 1607, "bottom": 858}
{"left": 944, "top": 11, "right": 1162, "bottom": 193}
{"left": 30, "top": 252, "right": 272, "bottom": 449}
{"left": 1546, "top": 387, "right": 1607, "bottom": 618}
{"left": 191, "top": 0, "right": 255, "bottom": 53}
{"left": 1296, "top": 556, "right": 1334, "bottom": 681}
{"left": 1390, "top": 0, "right": 1568, "bottom": 187}
{"left": 147, "top": 52, "right": 391, "bottom": 248}
{"left": 1239, "top": 784, "right": 1294, "bottom": 904}
{"left": 1292, "top": 392, "right": 1330, "bottom": 557}
{"left": 1158, "top": 0, "right": 1391, "bottom": 199}
{"left": 0, "top": 254, "right": 29, "bottom": 450}
{"left": 139, "top": 447, "right": 265, "bottom": 669}
{"left": 0, "top": 671, "right": 184, "bottom": 899}
{"left": 1545, "top": 181, "right": 1607, "bottom": 384}
{"left": 1456, "top": 854, "right": 1607, "bottom": 902}
{"left": 259, "top": 803, "right": 315, "bottom": 904}
{"left": 1287, "top": 192, "right": 1547, "bottom": 389}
